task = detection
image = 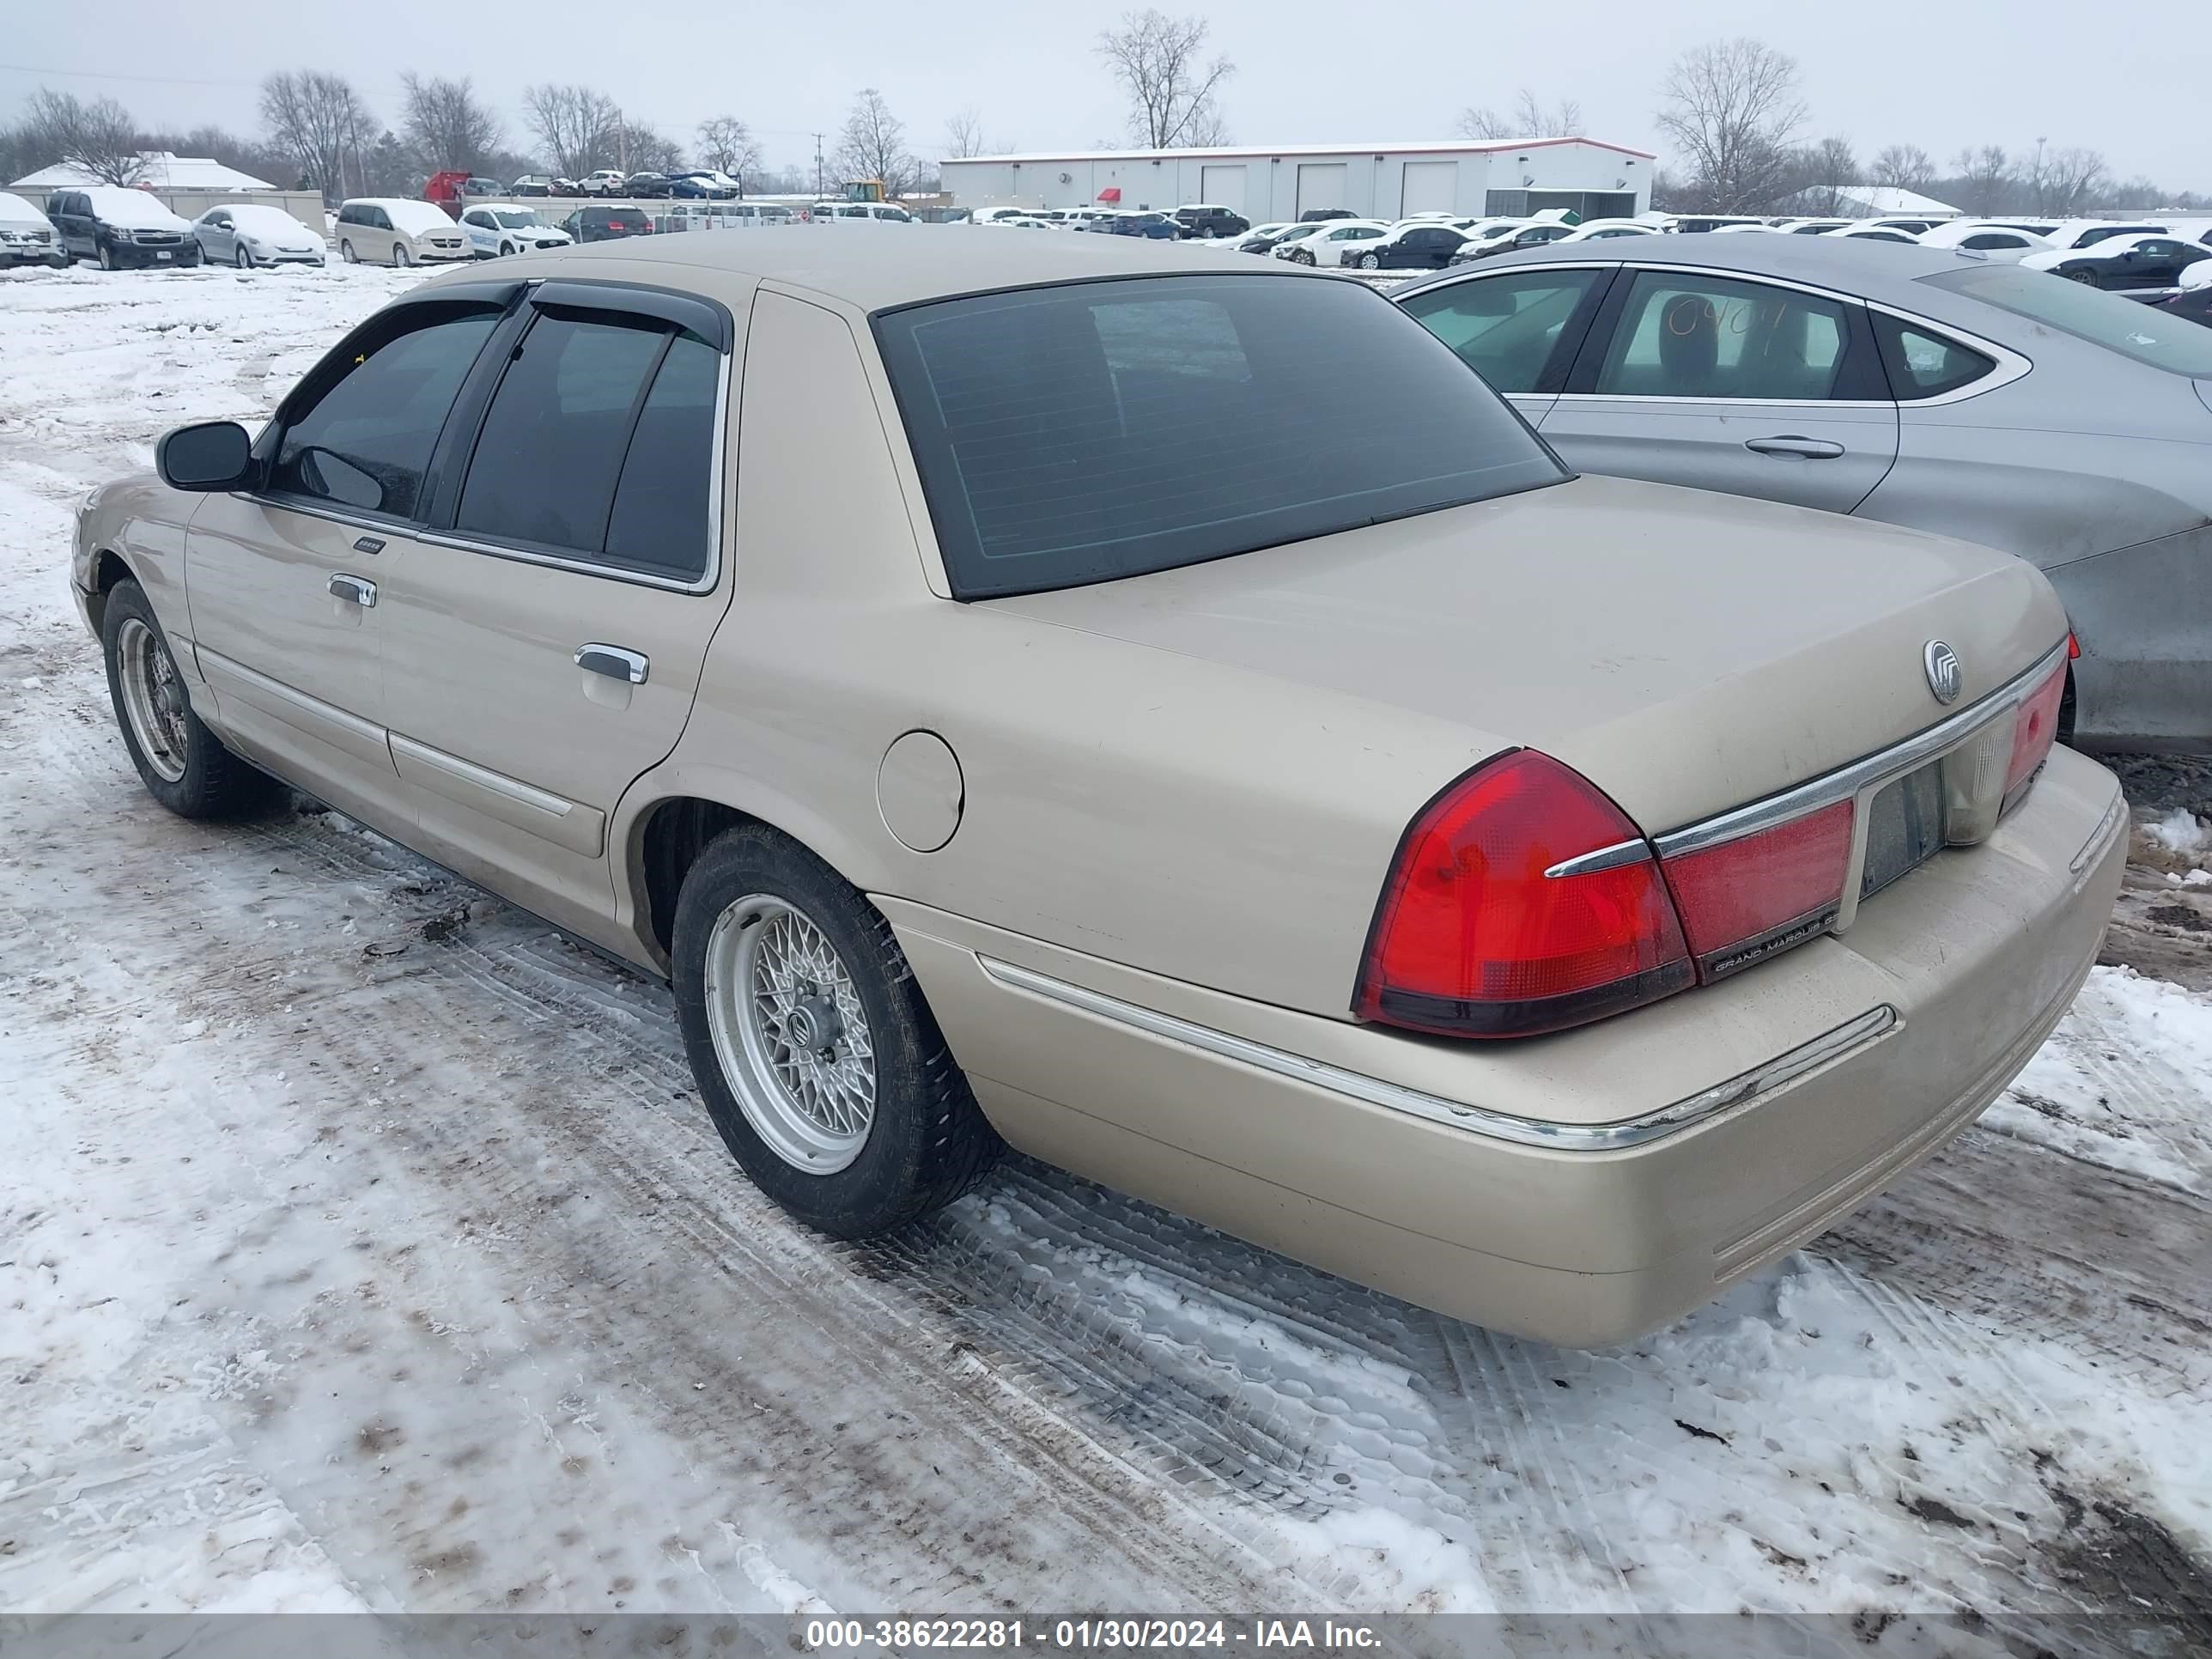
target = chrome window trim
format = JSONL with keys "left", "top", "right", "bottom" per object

{"left": 244, "top": 349, "right": 732, "bottom": 598}
{"left": 1409, "top": 259, "right": 2033, "bottom": 410}
{"left": 1653, "top": 639, "right": 2069, "bottom": 860}
{"left": 978, "top": 955, "right": 1899, "bottom": 1152}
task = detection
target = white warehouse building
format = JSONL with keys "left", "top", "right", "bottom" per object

{"left": 939, "top": 137, "right": 1654, "bottom": 223}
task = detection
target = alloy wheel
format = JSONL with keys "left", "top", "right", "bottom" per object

{"left": 115, "top": 617, "right": 189, "bottom": 783}
{"left": 702, "top": 893, "right": 878, "bottom": 1174}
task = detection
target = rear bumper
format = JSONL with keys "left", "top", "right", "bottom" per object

{"left": 884, "top": 745, "right": 2125, "bottom": 1347}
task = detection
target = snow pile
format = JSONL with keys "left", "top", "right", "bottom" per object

{"left": 2142, "top": 807, "right": 2210, "bottom": 856}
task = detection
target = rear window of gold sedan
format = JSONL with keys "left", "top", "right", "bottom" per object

{"left": 873, "top": 274, "right": 1567, "bottom": 599}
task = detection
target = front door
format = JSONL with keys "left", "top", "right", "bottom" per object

{"left": 1540, "top": 266, "right": 1899, "bottom": 514}
{"left": 374, "top": 283, "right": 738, "bottom": 937}
{"left": 185, "top": 298, "right": 508, "bottom": 821}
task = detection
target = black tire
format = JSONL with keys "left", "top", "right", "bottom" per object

{"left": 235, "top": 244, "right": 252, "bottom": 268}
{"left": 101, "top": 579, "right": 277, "bottom": 818}
{"left": 1358, "top": 252, "right": 1380, "bottom": 269}
{"left": 672, "top": 823, "right": 1000, "bottom": 1237}
{"left": 98, "top": 243, "right": 115, "bottom": 271}
{"left": 340, "top": 239, "right": 356, "bottom": 263}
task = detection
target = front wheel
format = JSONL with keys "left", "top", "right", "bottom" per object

{"left": 234, "top": 245, "right": 252, "bottom": 268}
{"left": 340, "top": 240, "right": 356, "bottom": 263}
{"left": 672, "top": 823, "right": 1000, "bottom": 1237}
{"left": 101, "top": 580, "right": 276, "bottom": 818}
{"left": 1358, "top": 252, "right": 1381, "bottom": 269}
{"left": 1291, "top": 248, "right": 1315, "bottom": 265}
{"left": 498, "top": 241, "right": 515, "bottom": 258}
{"left": 98, "top": 243, "right": 116, "bottom": 270}
{"left": 2066, "top": 269, "right": 2099, "bottom": 285}
{"left": 392, "top": 243, "right": 411, "bottom": 267}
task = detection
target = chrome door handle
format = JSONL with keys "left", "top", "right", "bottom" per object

{"left": 1745, "top": 435, "right": 1846, "bottom": 459}
{"left": 575, "top": 643, "right": 648, "bottom": 684}
{"left": 328, "top": 573, "right": 378, "bottom": 607}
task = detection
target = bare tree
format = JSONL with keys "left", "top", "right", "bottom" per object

{"left": 1096, "top": 10, "right": 1235, "bottom": 150}
{"left": 944, "top": 105, "right": 996, "bottom": 159}
{"left": 398, "top": 73, "right": 501, "bottom": 173}
{"left": 1869, "top": 143, "right": 1935, "bottom": 194}
{"left": 621, "top": 125, "right": 685, "bottom": 175}
{"left": 1948, "top": 145, "right": 2014, "bottom": 215}
{"left": 1458, "top": 90, "right": 1582, "bottom": 140}
{"left": 1654, "top": 37, "right": 1806, "bottom": 212}
{"left": 2027, "top": 143, "right": 2106, "bottom": 216}
{"left": 24, "top": 89, "right": 144, "bottom": 185}
{"left": 833, "top": 88, "right": 918, "bottom": 196}
{"left": 696, "top": 116, "right": 762, "bottom": 185}
{"left": 521, "top": 83, "right": 623, "bottom": 179}
{"left": 260, "top": 70, "right": 376, "bottom": 203}
{"left": 1793, "top": 135, "right": 1859, "bottom": 216}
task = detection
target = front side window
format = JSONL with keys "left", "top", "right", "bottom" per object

{"left": 1595, "top": 271, "right": 1852, "bottom": 401}
{"left": 1918, "top": 264, "right": 2212, "bottom": 375}
{"left": 1398, "top": 268, "right": 1603, "bottom": 393}
{"left": 874, "top": 274, "right": 1566, "bottom": 599}
{"left": 456, "top": 309, "right": 720, "bottom": 580}
{"left": 270, "top": 305, "right": 501, "bottom": 519}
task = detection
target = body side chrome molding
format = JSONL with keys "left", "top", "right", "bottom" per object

{"left": 978, "top": 955, "right": 1898, "bottom": 1152}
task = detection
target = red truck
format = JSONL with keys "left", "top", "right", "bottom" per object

{"left": 424, "top": 171, "right": 507, "bottom": 219}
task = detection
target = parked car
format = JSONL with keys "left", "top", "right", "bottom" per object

{"left": 1450, "top": 219, "right": 1575, "bottom": 262}
{"left": 333, "top": 198, "right": 471, "bottom": 265}
{"left": 968, "top": 206, "right": 1036, "bottom": 225}
{"left": 1553, "top": 219, "right": 1662, "bottom": 244}
{"left": 77, "top": 232, "right": 2122, "bottom": 1347}
{"left": 1824, "top": 225, "right": 1921, "bottom": 244}
{"left": 2021, "top": 232, "right": 2208, "bottom": 296}
{"left": 423, "top": 172, "right": 507, "bottom": 217}
{"left": 191, "top": 203, "right": 325, "bottom": 268}
{"left": 1768, "top": 218, "right": 1852, "bottom": 235}
{"left": 551, "top": 177, "right": 584, "bottom": 198}
{"left": 456, "top": 203, "right": 574, "bottom": 258}
{"left": 1296, "top": 207, "right": 1358, "bottom": 222}
{"left": 0, "top": 191, "right": 69, "bottom": 268}
{"left": 1668, "top": 215, "right": 1770, "bottom": 233}
{"left": 1097, "top": 210, "right": 1181, "bottom": 239}
{"left": 1233, "top": 222, "right": 1298, "bottom": 253}
{"left": 581, "top": 169, "right": 629, "bottom": 197}
{"left": 557, "top": 204, "right": 655, "bottom": 243}
{"left": 45, "top": 186, "right": 200, "bottom": 269}
{"left": 2154, "top": 260, "right": 2212, "bottom": 326}
{"left": 1915, "top": 222, "right": 2053, "bottom": 262}
{"left": 510, "top": 176, "right": 556, "bottom": 198}
{"left": 1391, "top": 234, "right": 2212, "bottom": 746}
{"left": 2037, "top": 219, "right": 2169, "bottom": 250}
{"left": 1274, "top": 220, "right": 1390, "bottom": 265}
{"left": 672, "top": 171, "right": 741, "bottom": 199}
{"left": 1172, "top": 204, "right": 1249, "bottom": 240}
{"left": 625, "top": 173, "right": 674, "bottom": 199}
{"left": 1346, "top": 222, "right": 1469, "bottom": 270}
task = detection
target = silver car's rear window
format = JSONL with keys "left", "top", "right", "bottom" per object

{"left": 873, "top": 274, "right": 1567, "bottom": 599}
{"left": 1919, "top": 264, "right": 2212, "bottom": 376}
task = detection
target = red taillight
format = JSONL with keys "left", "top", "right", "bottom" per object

{"left": 1659, "top": 799, "right": 1855, "bottom": 977}
{"left": 2006, "top": 661, "right": 2066, "bottom": 801}
{"left": 1356, "top": 751, "right": 1692, "bottom": 1038}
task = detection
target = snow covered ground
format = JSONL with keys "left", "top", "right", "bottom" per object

{"left": 2, "top": 264, "right": 2209, "bottom": 1640}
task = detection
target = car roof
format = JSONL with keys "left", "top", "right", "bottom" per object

{"left": 426, "top": 222, "right": 1309, "bottom": 313}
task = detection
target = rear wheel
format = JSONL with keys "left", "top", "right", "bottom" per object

{"left": 101, "top": 579, "right": 276, "bottom": 819}
{"left": 672, "top": 823, "right": 1000, "bottom": 1237}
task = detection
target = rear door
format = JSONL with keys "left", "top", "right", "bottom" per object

{"left": 373, "top": 280, "right": 740, "bottom": 936}
{"left": 1539, "top": 264, "right": 1899, "bottom": 514}
{"left": 186, "top": 290, "right": 512, "bottom": 821}
{"left": 1395, "top": 264, "right": 1613, "bottom": 425}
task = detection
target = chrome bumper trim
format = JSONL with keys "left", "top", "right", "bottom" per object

{"left": 978, "top": 955, "right": 1898, "bottom": 1152}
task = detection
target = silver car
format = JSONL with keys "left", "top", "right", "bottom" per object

{"left": 191, "top": 203, "right": 326, "bottom": 268}
{"left": 1391, "top": 236, "right": 2212, "bottom": 750}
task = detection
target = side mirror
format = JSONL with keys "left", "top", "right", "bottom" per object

{"left": 156, "top": 421, "right": 256, "bottom": 492}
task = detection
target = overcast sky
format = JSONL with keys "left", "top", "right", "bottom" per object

{"left": 6, "top": 1, "right": 2207, "bottom": 188}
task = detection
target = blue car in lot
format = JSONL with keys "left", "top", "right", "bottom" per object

{"left": 671, "top": 171, "right": 740, "bottom": 199}
{"left": 1097, "top": 210, "right": 1183, "bottom": 240}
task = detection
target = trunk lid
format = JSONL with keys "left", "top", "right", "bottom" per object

{"left": 986, "top": 473, "right": 2065, "bottom": 836}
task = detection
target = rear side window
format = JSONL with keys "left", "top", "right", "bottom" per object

{"left": 1872, "top": 316, "right": 1994, "bottom": 400}
{"left": 456, "top": 309, "right": 720, "bottom": 580}
{"left": 271, "top": 304, "right": 501, "bottom": 519}
{"left": 873, "top": 273, "right": 1565, "bottom": 599}
{"left": 1399, "top": 268, "right": 1604, "bottom": 393}
{"left": 1595, "top": 271, "right": 1852, "bottom": 401}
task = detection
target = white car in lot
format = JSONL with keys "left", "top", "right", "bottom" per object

{"left": 1553, "top": 218, "right": 1661, "bottom": 243}
{"left": 2035, "top": 219, "right": 2170, "bottom": 250}
{"left": 1767, "top": 217, "right": 1853, "bottom": 235}
{"left": 1824, "top": 224, "right": 1923, "bottom": 244}
{"left": 455, "top": 203, "right": 574, "bottom": 258}
{"left": 1273, "top": 219, "right": 1390, "bottom": 265}
{"left": 191, "top": 203, "right": 325, "bottom": 268}
{"left": 581, "top": 169, "right": 629, "bottom": 197}
{"left": 1915, "top": 221, "right": 2053, "bottom": 261}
